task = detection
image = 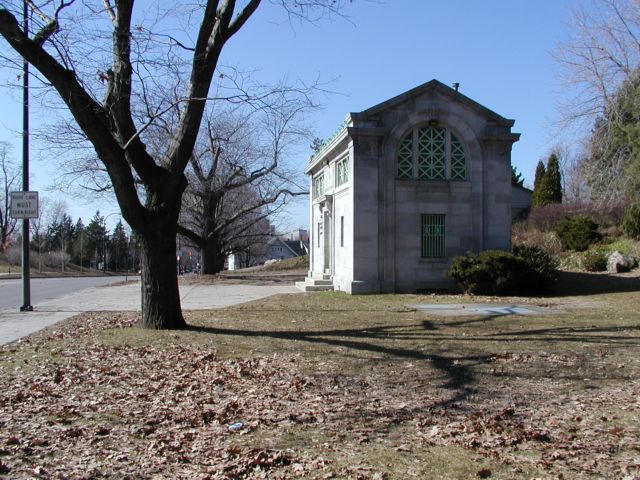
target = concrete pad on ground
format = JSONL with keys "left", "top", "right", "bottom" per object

{"left": 0, "top": 280, "right": 301, "bottom": 346}
{"left": 411, "top": 303, "right": 556, "bottom": 317}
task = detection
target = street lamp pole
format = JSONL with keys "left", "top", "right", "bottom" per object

{"left": 20, "top": 0, "right": 32, "bottom": 312}
{"left": 103, "top": 219, "right": 107, "bottom": 273}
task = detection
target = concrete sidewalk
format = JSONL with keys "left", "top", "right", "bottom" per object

{"left": 0, "top": 280, "right": 301, "bottom": 346}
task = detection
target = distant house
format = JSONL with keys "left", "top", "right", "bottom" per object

{"left": 511, "top": 184, "right": 533, "bottom": 221}
{"left": 299, "top": 79, "right": 526, "bottom": 293}
{"left": 265, "top": 233, "right": 309, "bottom": 262}
{"left": 227, "top": 229, "right": 309, "bottom": 270}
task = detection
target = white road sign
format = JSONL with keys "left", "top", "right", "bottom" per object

{"left": 10, "top": 191, "right": 39, "bottom": 219}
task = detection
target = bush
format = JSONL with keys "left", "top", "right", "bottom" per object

{"left": 446, "top": 246, "right": 559, "bottom": 295}
{"left": 523, "top": 201, "right": 626, "bottom": 233}
{"left": 512, "top": 224, "right": 563, "bottom": 255}
{"left": 512, "top": 244, "right": 559, "bottom": 289}
{"left": 446, "top": 250, "right": 525, "bottom": 295}
{"left": 555, "top": 216, "right": 602, "bottom": 251}
{"left": 582, "top": 250, "right": 608, "bottom": 272}
{"left": 527, "top": 203, "right": 573, "bottom": 232}
{"left": 621, "top": 203, "right": 640, "bottom": 239}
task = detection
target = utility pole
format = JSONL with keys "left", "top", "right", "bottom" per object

{"left": 80, "top": 229, "right": 83, "bottom": 273}
{"left": 20, "top": 0, "right": 32, "bottom": 312}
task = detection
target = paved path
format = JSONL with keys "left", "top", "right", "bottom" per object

{"left": 0, "top": 276, "right": 131, "bottom": 310}
{"left": 0, "top": 280, "right": 301, "bottom": 346}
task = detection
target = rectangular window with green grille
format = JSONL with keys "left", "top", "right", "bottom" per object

{"left": 313, "top": 173, "right": 324, "bottom": 199}
{"left": 336, "top": 157, "right": 349, "bottom": 186}
{"left": 421, "top": 214, "right": 445, "bottom": 258}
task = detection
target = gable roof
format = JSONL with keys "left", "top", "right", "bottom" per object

{"left": 353, "top": 79, "right": 515, "bottom": 127}
{"left": 267, "top": 236, "right": 303, "bottom": 257}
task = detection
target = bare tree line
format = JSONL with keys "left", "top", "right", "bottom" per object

{"left": 553, "top": 0, "right": 640, "bottom": 207}
{"left": 0, "top": 0, "right": 346, "bottom": 329}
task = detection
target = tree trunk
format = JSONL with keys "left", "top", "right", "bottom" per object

{"left": 200, "top": 236, "right": 226, "bottom": 274}
{"left": 139, "top": 218, "right": 186, "bottom": 329}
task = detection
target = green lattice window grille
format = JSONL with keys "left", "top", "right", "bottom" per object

{"left": 336, "top": 157, "right": 349, "bottom": 186}
{"left": 396, "top": 134, "right": 413, "bottom": 178}
{"left": 450, "top": 133, "right": 467, "bottom": 180}
{"left": 421, "top": 214, "right": 445, "bottom": 258}
{"left": 417, "top": 126, "right": 446, "bottom": 180}
{"left": 397, "top": 124, "right": 469, "bottom": 181}
{"left": 313, "top": 174, "right": 324, "bottom": 199}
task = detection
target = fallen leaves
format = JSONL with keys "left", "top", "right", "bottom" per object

{"left": 0, "top": 308, "right": 639, "bottom": 478}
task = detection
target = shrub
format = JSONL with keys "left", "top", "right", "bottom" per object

{"left": 446, "top": 250, "right": 526, "bottom": 295}
{"left": 524, "top": 201, "right": 627, "bottom": 233}
{"left": 621, "top": 203, "right": 640, "bottom": 239}
{"left": 512, "top": 244, "right": 559, "bottom": 289}
{"left": 447, "top": 247, "right": 559, "bottom": 295}
{"left": 582, "top": 250, "right": 608, "bottom": 272}
{"left": 512, "top": 224, "right": 563, "bottom": 255}
{"left": 555, "top": 216, "right": 602, "bottom": 251}
{"left": 528, "top": 203, "right": 574, "bottom": 232}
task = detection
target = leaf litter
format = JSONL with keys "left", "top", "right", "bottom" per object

{"left": 0, "top": 292, "right": 639, "bottom": 479}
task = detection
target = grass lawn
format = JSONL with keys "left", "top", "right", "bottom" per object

{"left": 1, "top": 281, "right": 639, "bottom": 479}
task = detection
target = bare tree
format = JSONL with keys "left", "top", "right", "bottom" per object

{"left": 0, "top": 141, "right": 19, "bottom": 253}
{"left": 553, "top": 143, "right": 590, "bottom": 205}
{"left": 553, "top": 0, "right": 640, "bottom": 207}
{"left": 42, "top": 199, "right": 72, "bottom": 271}
{"left": 30, "top": 195, "right": 49, "bottom": 273}
{"left": 177, "top": 96, "right": 310, "bottom": 274}
{"left": 0, "top": 0, "right": 346, "bottom": 329}
{"left": 554, "top": 0, "right": 640, "bottom": 129}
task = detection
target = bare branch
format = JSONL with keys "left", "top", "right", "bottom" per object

{"left": 102, "top": 0, "right": 116, "bottom": 24}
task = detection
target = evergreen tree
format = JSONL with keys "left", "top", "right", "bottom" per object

{"left": 127, "top": 234, "right": 140, "bottom": 273}
{"left": 511, "top": 165, "right": 525, "bottom": 187}
{"left": 109, "top": 221, "right": 129, "bottom": 272}
{"left": 46, "top": 213, "right": 74, "bottom": 253}
{"left": 587, "top": 71, "right": 640, "bottom": 204}
{"left": 71, "top": 218, "right": 87, "bottom": 267}
{"left": 532, "top": 155, "right": 563, "bottom": 207}
{"left": 545, "top": 153, "right": 563, "bottom": 204}
{"left": 85, "top": 211, "right": 106, "bottom": 269}
{"left": 532, "top": 161, "right": 546, "bottom": 207}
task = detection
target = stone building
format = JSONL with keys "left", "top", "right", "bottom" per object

{"left": 298, "top": 79, "right": 523, "bottom": 293}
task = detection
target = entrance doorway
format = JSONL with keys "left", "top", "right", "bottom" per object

{"left": 323, "top": 211, "right": 331, "bottom": 273}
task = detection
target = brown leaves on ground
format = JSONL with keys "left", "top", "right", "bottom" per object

{"left": 1, "top": 291, "right": 640, "bottom": 479}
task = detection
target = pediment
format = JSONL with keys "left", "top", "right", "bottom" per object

{"left": 352, "top": 79, "right": 514, "bottom": 127}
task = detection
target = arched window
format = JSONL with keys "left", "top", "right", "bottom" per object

{"left": 396, "top": 124, "right": 467, "bottom": 180}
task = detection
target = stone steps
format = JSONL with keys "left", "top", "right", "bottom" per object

{"left": 296, "top": 275, "right": 334, "bottom": 292}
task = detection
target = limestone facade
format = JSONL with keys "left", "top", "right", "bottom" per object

{"left": 303, "top": 80, "right": 521, "bottom": 293}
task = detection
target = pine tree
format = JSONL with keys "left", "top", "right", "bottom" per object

{"left": 545, "top": 153, "right": 563, "bottom": 204}
{"left": 588, "top": 72, "right": 640, "bottom": 203}
{"left": 532, "top": 155, "right": 563, "bottom": 207}
{"left": 532, "top": 161, "right": 546, "bottom": 207}
{"left": 71, "top": 218, "right": 87, "bottom": 267}
{"left": 85, "top": 211, "right": 106, "bottom": 269}
{"left": 109, "top": 221, "right": 129, "bottom": 272}
{"left": 511, "top": 165, "right": 525, "bottom": 187}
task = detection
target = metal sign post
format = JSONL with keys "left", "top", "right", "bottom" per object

{"left": 10, "top": 191, "right": 38, "bottom": 311}
{"left": 20, "top": 1, "right": 33, "bottom": 312}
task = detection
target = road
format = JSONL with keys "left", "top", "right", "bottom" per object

{"left": 0, "top": 279, "right": 301, "bottom": 346}
{"left": 0, "top": 276, "right": 132, "bottom": 311}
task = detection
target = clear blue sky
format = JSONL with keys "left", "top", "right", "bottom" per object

{"left": 0, "top": 0, "right": 576, "bottom": 231}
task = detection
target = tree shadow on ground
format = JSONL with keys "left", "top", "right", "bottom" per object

{"left": 187, "top": 308, "right": 638, "bottom": 410}
{"left": 189, "top": 323, "right": 490, "bottom": 408}
{"left": 552, "top": 270, "right": 640, "bottom": 296}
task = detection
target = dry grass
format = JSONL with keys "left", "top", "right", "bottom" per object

{"left": 1, "top": 283, "right": 639, "bottom": 479}
{"left": 260, "top": 255, "right": 309, "bottom": 272}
